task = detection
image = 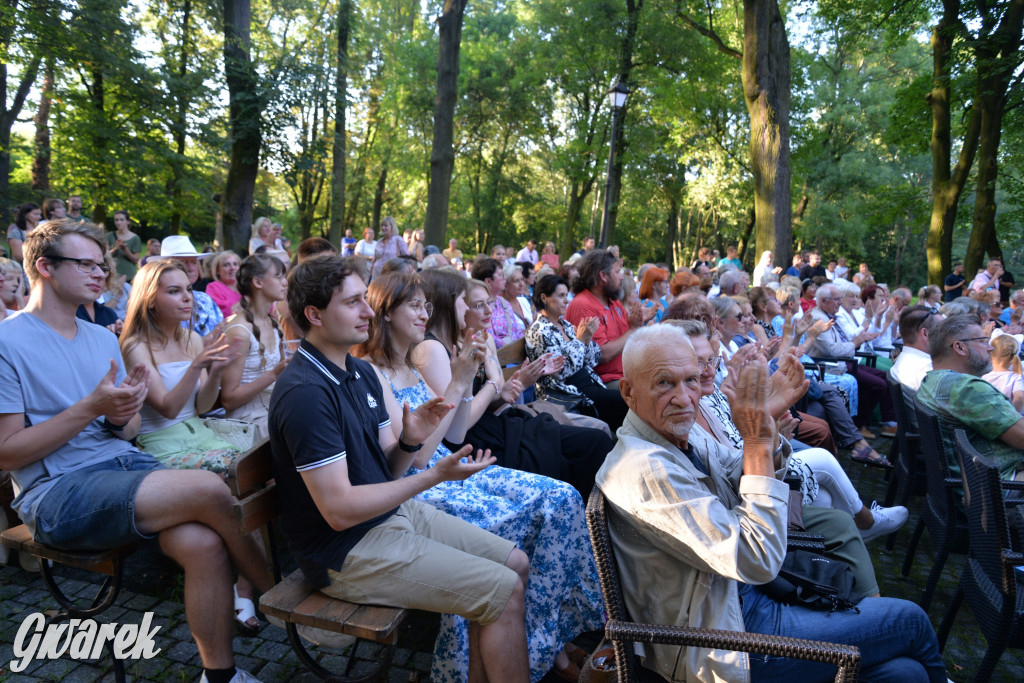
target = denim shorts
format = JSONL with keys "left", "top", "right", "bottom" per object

{"left": 33, "top": 452, "right": 163, "bottom": 551}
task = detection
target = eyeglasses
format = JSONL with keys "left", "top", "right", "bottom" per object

{"left": 696, "top": 356, "right": 722, "bottom": 372}
{"left": 406, "top": 299, "right": 433, "bottom": 317}
{"left": 467, "top": 298, "right": 495, "bottom": 311}
{"left": 47, "top": 255, "right": 110, "bottom": 275}
{"left": 951, "top": 336, "right": 990, "bottom": 347}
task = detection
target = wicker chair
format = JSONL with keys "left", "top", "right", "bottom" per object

{"left": 881, "top": 372, "right": 926, "bottom": 552}
{"left": 584, "top": 487, "right": 860, "bottom": 683}
{"left": 902, "top": 402, "right": 969, "bottom": 612}
{"left": 936, "top": 431, "right": 1024, "bottom": 681}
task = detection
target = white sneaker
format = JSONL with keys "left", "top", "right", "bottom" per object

{"left": 859, "top": 501, "right": 908, "bottom": 542}
{"left": 264, "top": 613, "right": 356, "bottom": 650}
{"left": 198, "top": 668, "right": 263, "bottom": 683}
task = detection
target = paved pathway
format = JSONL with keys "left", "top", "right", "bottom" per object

{"left": 1, "top": 437, "right": 1023, "bottom": 681}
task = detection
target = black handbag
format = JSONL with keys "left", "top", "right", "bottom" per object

{"left": 760, "top": 550, "right": 861, "bottom": 613}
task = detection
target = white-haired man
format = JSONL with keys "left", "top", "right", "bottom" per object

{"left": 595, "top": 324, "right": 945, "bottom": 682}
{"left": 810, "top": 284, "right": 897, "bottom": 439}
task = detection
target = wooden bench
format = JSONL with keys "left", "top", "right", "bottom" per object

{"left": 0, "top": 521, "right": 134, "bottom": 682}
{"left": 228, "top": 440, "right": 408, "bottom": 682}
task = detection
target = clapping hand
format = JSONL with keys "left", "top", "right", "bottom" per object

{"left": 576, "top": 316, "right": 599, "bottom": 345}
{"left": 401, "top": 397, "right": 454, "bottom": 446}
{"left": 433, "top": 444, "right": 496, "bottom": 482}
{"left": 730, "top": 357, "right": 777, "bottom": 449}
{"left": 90, "top": 360, "right": 150, "bottom": 425}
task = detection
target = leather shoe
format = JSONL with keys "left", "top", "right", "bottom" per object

{"left": 858, "top": 426, "right": 876, "bottom": 439}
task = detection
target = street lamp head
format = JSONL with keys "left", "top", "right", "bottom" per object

{"left": 607, "top": 80, "right": 630, "bottom": 110}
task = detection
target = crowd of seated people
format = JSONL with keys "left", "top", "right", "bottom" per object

{"left": 2, "top": 220, "right": 973, "bottom": 682}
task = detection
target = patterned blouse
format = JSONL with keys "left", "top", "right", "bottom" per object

{"left": 525, "top": 314, "right": 605, "bottom": 404}
{"left": 490, "top": 296, "right": 526, "bottom": 349}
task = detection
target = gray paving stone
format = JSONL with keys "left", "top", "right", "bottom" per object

{"left": 164, "top": 640, "right": 198, "bottom": 664}
{"left": 251, "top": 639, "right": 292, "bottom": 662}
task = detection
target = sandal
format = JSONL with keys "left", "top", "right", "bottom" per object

{"left": 851, "top": 445, "right": 892, "bottom": 469}
{"left": 234, "top": 584, "right": 261, "bottom": 634}
{"left": 554, "top": 658, "right": 581, "bottom": 682}
{"left": 564, "top": 642, "right": 589, "bottom": 669}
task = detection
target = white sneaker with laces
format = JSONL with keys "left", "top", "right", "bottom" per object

{"left": 198, "top": 668, "right": 263, "bottom": 683}
{"left": 859, "top": 501, "right": 908, "bottom": 542}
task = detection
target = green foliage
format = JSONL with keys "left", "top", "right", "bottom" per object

{"left": 0, "top": 0, "right": 1018, "bottom": 281}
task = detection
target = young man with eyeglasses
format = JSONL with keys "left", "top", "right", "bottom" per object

{"left": 0, "top": 219, "right": 273, "bottom": 683}
{"left": 918, "top": 314, "right": 1024, "bottom": 483}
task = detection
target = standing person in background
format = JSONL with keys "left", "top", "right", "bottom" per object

{"left": 443, "top": 237, "right": 463, "bottom": 263}
{"left": 575, "top": 236, "right": 594, "bottom": 257}
{"left": 206, "top": 251, "right": 243, "bottom": 318}
{"left": 140, "top": 238, "right": 162, "bottom": 267}
{"left": 834, "top": 257, "right": 850, "bottom": 280}
{"left": 719, "top": 245, "right": 742, "bottom": 270}
{"left": 970, "top": 258, "right": 1004, "bottom": 294}
{"left": 269, "top": 223, "right": 292, "bottom": 261}
{"left": 106, "top": 210, "right": 141, "bottom": 283}
{"left": 7, "top": 202, "right": 41, "bottom": 263}
{"left": 852, "top": 262, "right": 872, "bottom": 284}
{"left": 372, "top": 216, "right": 408, "bottom": 280}
{"left": 540, "top": 241, "right": 559, "bottom": 270}
{"left": 40, "top": 198, "right": 66, "bottom": 224}
{"left": 249, "top": 217, "right": 272, "bottom": 254}
{"left": 65, "top": 195, "right": 86, "bottom": 223}
{"left": 785, "top": 253, "right": 803, "bottom": 277}
{"left": 409, "top": 229, "right": 426, "bottom": 263}
{"left": 341, "top": 228, "right": 357, "bottom": 257}
{"left": 354, "top": 228, "right": 375, "bottom": 268}
{"left": 798, "top": 251, "right": 827, "bottom": 281}
{"left": 516, "top": 239, "right": 539, "bottom": 266}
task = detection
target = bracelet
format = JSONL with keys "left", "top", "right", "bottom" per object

{"left": 397, "top": 432, "right": 424, "bottom": 452}
{"left": 485, "top": 379, "right": 500, "bottom": 394}
{"left": 460, "top": 396, "right": 474, "bottom": 403}
{"left": 103, "top": 417, "right": 128, "bottom": 432}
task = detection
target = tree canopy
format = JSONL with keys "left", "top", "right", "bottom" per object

{"left": 3, "top": 0, "right": 1021, "bottom": 290}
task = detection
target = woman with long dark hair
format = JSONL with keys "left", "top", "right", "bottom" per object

{"left": 413, "top": 269, "right": 612, "bottom": 501}
{"left": 357, "top": 271, "right": 602, "bottom": 682}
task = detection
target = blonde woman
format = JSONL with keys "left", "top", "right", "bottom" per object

{"left": 206, "top": 250, "right": 242, "bottom": 318}
{"left": 984, "top": 333, "right": 1024, "bottom": 412}
{"left": 119, "top": 261, "right": 263, "bottom": 632}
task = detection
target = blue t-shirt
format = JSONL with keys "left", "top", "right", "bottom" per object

{"left": 341, "top": 236, "right": 357, "bottom": 257}
{"left": 0, "top": 312, "right": 137, "bottom": 534}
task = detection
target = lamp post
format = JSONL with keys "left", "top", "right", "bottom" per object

{"left": 598, "top": 79, "right": 630, "bottom": 249}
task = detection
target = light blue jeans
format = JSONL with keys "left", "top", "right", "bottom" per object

{"left": 740, "top": 582, "right": 946, "bottom": 682}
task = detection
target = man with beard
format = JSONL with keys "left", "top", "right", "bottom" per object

{"left": 565, "top": 249, "right": 646, "bottom": 387}
{"left": 918, "top": 314, "right": 1024, "bottom": 483}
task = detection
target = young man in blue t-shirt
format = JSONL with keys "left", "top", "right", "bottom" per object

{"left": 0, "top": 220, "right": 271, "bottom": 683}
{"left": 268, "top": 254, "right": 530, "bottom": 682}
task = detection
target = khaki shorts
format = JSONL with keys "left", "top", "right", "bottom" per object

{"left": 323, "top": 499, "right": 518, "bottom": 625}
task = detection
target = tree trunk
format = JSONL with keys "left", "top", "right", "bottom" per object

{"left": 0, "top": 54, "right": 39, "bottom": 225}
{"left": 665, "top": 196, "right": 679, "bottom": 266}
{"left": 90, "top": 68, "right": 108, "bottom": 227}
{"left": 738, "top": 207, "right": 756, "bottom": 265}
{"left": 371, "top": 165, "right": 387, "bottom": 233}
{"left": 604, "top": 0, "right": 643, "bottom": 247}
{"left": 962, "top": 0, "right": 1023, "bottom": 276}
{"left": 562, "top": 177, "right": 595, "bottom": 258}
{"left": 221, "top": 0, "right": 262, "bottom": 254}
{"left": 742, "top": 0, "right": 792, "bottom": 270}
{"left": 423, "top": 0, "right": 468, "bottom": 248}
{"left": 925, "top": 0, "right": 981, "bottom": 285}
{"left": 169, "top": 0, "right": 192, "bottom": 236}
{"left": 31, "top": 59, "right": 53, "bottom": 192}
{"left": 329, "top": 0, "right": 352, "bottom": 245}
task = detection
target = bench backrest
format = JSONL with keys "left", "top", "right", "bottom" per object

{"left": 227, "top": 439, "right": 279, "bottom": 537}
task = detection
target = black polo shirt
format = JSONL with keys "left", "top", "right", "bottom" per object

{"left": 268, "top": 339, "right": 396, "bottom": 588}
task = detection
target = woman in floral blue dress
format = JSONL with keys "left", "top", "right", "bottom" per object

{"left": 354, "top": 271, "right": 604, "bottom": 683}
